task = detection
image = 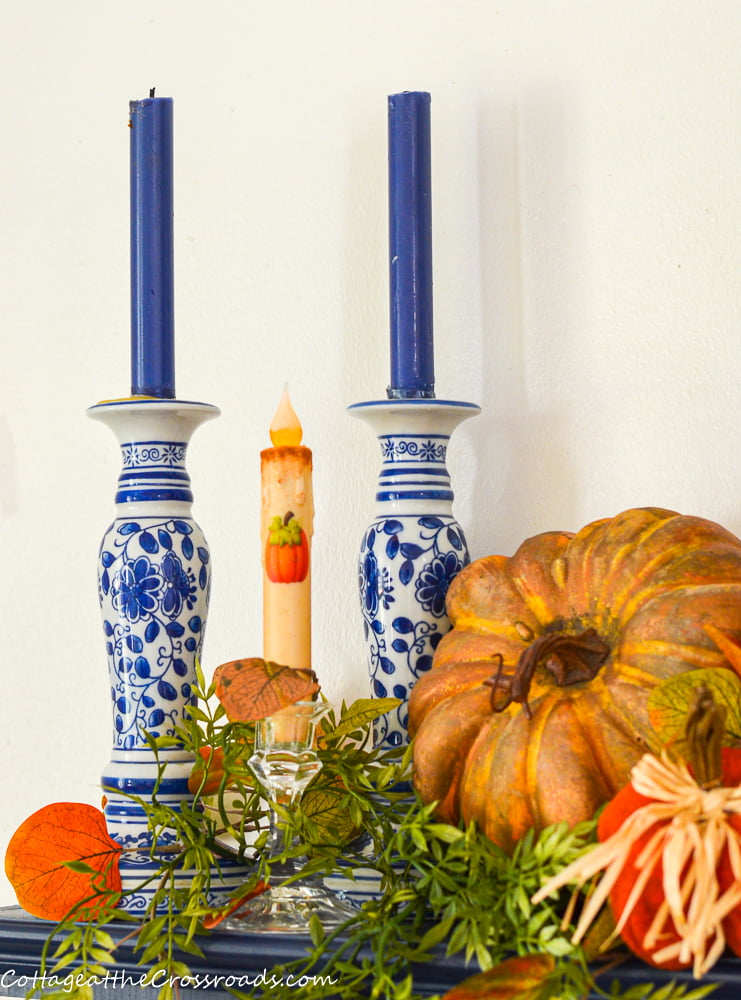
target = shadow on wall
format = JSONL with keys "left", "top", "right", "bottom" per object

{"left": 0, "top": 415, "right": 18, "bottom": 517}
{"left": 334, "top": 88, "right": 587, "bottom": 566}
{"left": 466, "top": 90, "right": 586, "bottom": 557}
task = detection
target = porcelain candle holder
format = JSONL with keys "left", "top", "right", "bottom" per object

{"left": 88, "top": 398, "right": 246, "bottom": 911}
{"left": 349, "top": 398, "right": 480, "bottom": 749}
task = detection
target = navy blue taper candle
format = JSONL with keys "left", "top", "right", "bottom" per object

{"left": 129, "top": 95, "right": 175, "bottom": 399}
{"left": 387, "top": 91, "right": 435, "bottom": 400}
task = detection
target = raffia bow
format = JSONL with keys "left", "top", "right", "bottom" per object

{"left": 532, "top": 751, "right": 741, "bottom": 977}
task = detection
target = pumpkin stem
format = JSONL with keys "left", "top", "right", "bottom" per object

{"left": 684, "top": 684, "right": 726, "bottom": 790}
{"left": 485, "top": 628, "right": 610, "bottom": 718}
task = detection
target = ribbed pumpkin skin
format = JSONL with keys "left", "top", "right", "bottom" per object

{"left": 408, "top": 508, "right": 741, "bottom": 854}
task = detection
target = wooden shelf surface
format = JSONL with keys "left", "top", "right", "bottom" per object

{"left": 1, "top": 906, "right": 740, "bottom": 998}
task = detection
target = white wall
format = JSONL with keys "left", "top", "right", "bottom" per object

{"left": 2, "top": 0, "right": 741, "bottom": 905}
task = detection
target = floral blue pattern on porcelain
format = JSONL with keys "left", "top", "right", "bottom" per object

{"left": 349, "top": 399, "right": 480, "bottom": 749}
{"left": 359, "top": 514, "right": 469, "bottom": 744}
{"left": 99, "top": 516, "right": 210, "bottom": 748}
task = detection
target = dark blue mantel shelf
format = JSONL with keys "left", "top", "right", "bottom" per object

{"left": 1, "top": 906, "right": 741, "bottom": 998}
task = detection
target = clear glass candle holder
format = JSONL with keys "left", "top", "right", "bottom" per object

{"left": 220, "top": 701, "right": 358, "bottom": 934}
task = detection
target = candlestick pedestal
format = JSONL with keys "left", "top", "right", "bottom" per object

{"left": 348, "top": 399, "right": 480, "bottom": 749}
{"left": 88, "top": 398, "right": 247, "bottom": 911}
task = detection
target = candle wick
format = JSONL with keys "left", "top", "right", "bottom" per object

{"left": 149, "top": 87, "right": 156, "bottom": 98}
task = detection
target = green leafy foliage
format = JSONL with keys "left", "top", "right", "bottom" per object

{"left": 603, "top": 984, "right": 716, "bottom": 1000}
{"left": 25, "top": 667, "right": 723, "bottom": 1000}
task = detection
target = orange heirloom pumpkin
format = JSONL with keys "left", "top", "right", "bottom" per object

{"left": 408, "top": 507, "right": 741, "bottom": 854}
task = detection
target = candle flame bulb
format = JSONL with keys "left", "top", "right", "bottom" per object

{"left": 269, "top": 385, "right": 303, "bottom": 447}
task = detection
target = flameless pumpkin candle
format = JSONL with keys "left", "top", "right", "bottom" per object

{"left": 129, "top": 94, "right": 175, "bottom": 398}
{"left": 261, "top": 387, "right": 314, "bottom": 672}
{"left": 387, "top": 90, "right": 435, "bottom": 399}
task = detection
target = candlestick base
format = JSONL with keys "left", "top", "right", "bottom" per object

{"left": 348, "top": 398, "right": 480, "bottom": 750}
{"left": 219, "top": 868, "right": 358, "bottom": 935}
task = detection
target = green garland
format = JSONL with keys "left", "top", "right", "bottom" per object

{"left": 27, "top": 669, "right": 717, "bottom": 1000}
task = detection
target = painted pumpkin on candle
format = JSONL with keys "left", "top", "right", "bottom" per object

{"left": 265, "top": 512, "right": 309, "bottom": 584}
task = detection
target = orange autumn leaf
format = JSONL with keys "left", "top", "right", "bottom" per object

{"left": 188, "top": 746, "right": 227, "bottom": 796}
{"left": 213, "top": 657, "right": 319, "bottom": 722}
{"left": 5, "top": 802, "right": 122, "bottom": 921}
{"left": 441, "top": 954, "right": 557, "bottom": 1000}
{"left": 201, "top": 879, "right": 270, "bottom": 929}
{"left": 705, "top": 623, "right": 741, "bottom": 679}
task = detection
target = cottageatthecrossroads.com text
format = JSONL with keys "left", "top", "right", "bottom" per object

{"left": 0, "top": 968, "right": 339, "bottom": 993}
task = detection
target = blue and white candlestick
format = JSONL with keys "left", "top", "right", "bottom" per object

{"left": 351, "top": 93, "right": 480, "bottom": 748}
{"left": 349, "top": 398, "right": 479, "bottom": 748}
{"left": 88, "top": 397, "right": 246, "bottom": 910}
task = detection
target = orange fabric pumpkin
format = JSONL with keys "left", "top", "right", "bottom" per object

{"left": 595, "top": 748, "right": 741, "bottom": 971}
{"left": 532, "top": 690, "right": 741, "bottom": 977}
{"left": 408, "top": 508, "right": 741, "bottom": 853}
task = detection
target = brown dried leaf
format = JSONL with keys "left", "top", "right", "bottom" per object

{"left": 213, "top": 657, "right": 319, "bottom": 722}
{"left": 441, "top": 954, "right": 558, "bottom": 1000}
